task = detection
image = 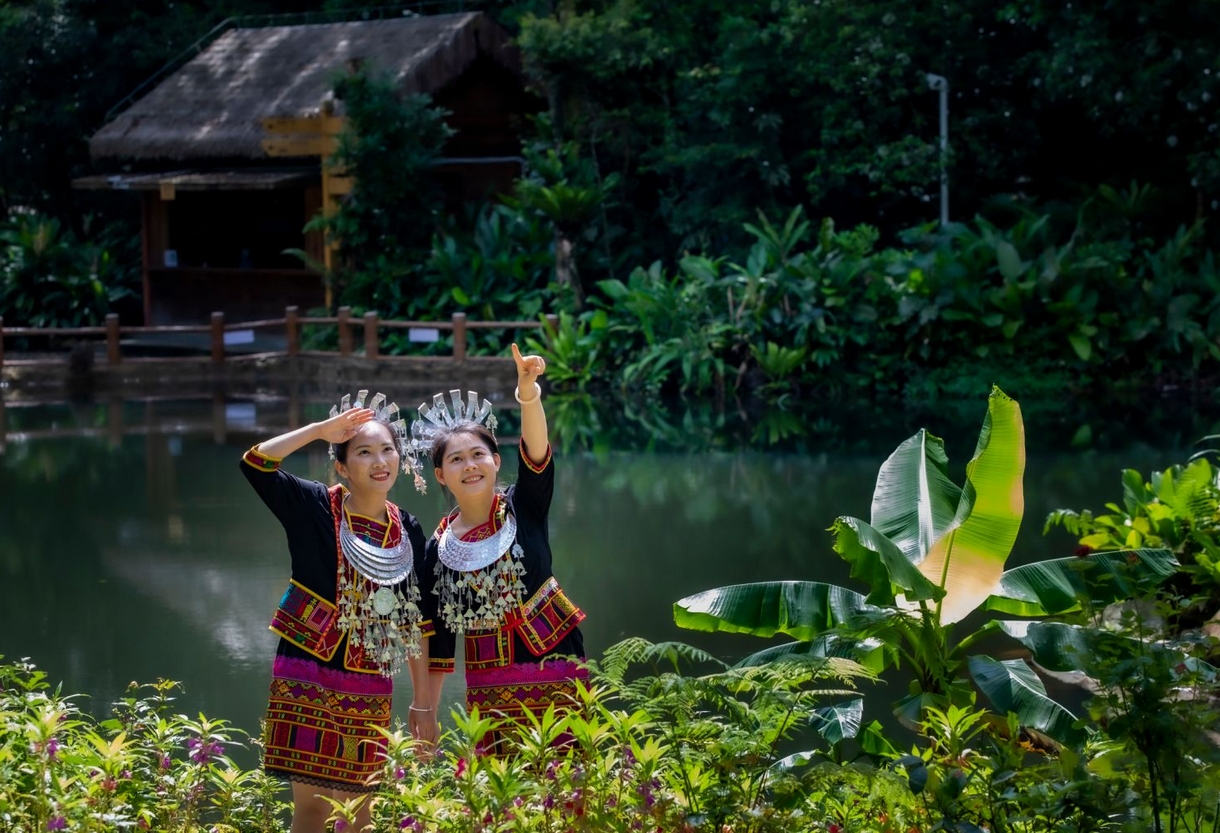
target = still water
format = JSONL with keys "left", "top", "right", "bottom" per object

{"left": 0, "top": 392, "right": 1212, "bottom": 756}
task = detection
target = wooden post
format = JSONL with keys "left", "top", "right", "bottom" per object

{"left": 105, "top": 314, "right": 122, "bottom": 365}
{"left": 452, "top": 312, "right": 467, "bottom": 363}
{"left": 338, "top": 306, "right": 352, "bottom": 356}
{"left": 285, "top": 305, "right": 300, "bottom": 357}
{"left": 211, "top": 312, "right": 225, "bottom": 363}
{"left": 544, "top": 313, "right": 559, "bottom": 345}
{"left": 363, "top": 311, "right": 379, "bottom": 359}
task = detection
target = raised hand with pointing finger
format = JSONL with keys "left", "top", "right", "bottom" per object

{"left": 511, "top": 342, "right": 549, "bottom": 461}
{"left": 511, "top": 342, "right": 546, "bottom": 401}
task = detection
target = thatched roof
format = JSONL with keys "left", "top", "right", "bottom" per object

{"left": 90, "top": 12, "right": 518, "bottom": 161}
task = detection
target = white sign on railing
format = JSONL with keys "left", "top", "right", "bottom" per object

{"left": 409, "top": 328, "right": 440, "bottom": 343}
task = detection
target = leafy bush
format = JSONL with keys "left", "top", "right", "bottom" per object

{"left": 0, "top": 212, "right": 137, "bottom": 328}
{"left": 0, "top": 656, "right": 286, "bottom": 832}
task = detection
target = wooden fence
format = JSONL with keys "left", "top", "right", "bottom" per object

{"left": 0, "top": 307, "right": 559, "bottom": 368}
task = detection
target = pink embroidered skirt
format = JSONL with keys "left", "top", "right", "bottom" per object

{"left": 465, "top": 658, "right": 588, "bottom": 754}
{"left": 263, "top": 655, "right": 392, "bottom": 792}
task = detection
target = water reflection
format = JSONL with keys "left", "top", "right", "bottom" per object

{"left": 0, "top": 390, "right": 1215, "bottom": 758}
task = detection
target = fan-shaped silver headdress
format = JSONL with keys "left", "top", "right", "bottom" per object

{"left": 406, "top": 390, "right": 499, "bottom": 494}
{"left": 328, "top": 389, "right": 422, "bottom": 489}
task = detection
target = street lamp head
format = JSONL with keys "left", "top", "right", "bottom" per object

{"left": 926, "top": 73, "right": 949, "bottom": 91}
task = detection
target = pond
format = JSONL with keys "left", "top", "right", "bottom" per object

{"left": 0, "top": 389, "right": 1214, "bottom": 762}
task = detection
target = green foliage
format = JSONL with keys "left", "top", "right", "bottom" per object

{"left": 308, "top": 64, "right": 453, "bottom": 313}
{"left": 0, "top": 657, "right": 287, "bottom": 832}
{"left": 1081, "top": 599, "right": 1220, "bottom": 833}
{"left": 673, "top": 388, "right": 1181, "bottom": 751}
{"left": 514, "top": 0, "right": 1220, "bottom": 261}
{"left": 0, "top": 212, "right": 137, "bottom": 327}
{"left": 1046, "top": 457, "right": 1220, "bottom": 622}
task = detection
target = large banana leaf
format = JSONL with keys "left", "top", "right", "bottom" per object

{"left": 734, "top": 634, "right": 889, "bottom": 674}
{"left": 991, "top": 621, "right": 1092, "bottom": 672}
{"left": 673, "top": 581, "right": 871, "bottom": 640}
{"left": 832, "top": 516, "right": 944, "bottom": 605}
{"left": 916, "top": 387, "right": 1025, "bottom": 623}
{"left": 982, "top": 548, "right": 1178, "bottom": 616}
{"left": 996, "top": 620, "right": 1219, "bottom": 681}
{"left": 967, "top": 655, "right": 1082, "bottom": 743}
{"left": 869, "top": 429, "right": 963, "bottom": 563}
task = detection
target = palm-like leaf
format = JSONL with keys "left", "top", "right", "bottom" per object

{"left": 673, "top": 581, "right": 872, "bottom": 641}
{"left": 967, "top": 655, "right": 1082, "bottom": 742}
{"left": 916, "top": 387, "right": 1025, "bottom": 623}
{"left": 982, "top": 548, "right": 1178, "bottom": 616}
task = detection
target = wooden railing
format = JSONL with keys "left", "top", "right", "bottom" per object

{"left": 0, "top": 307, "right": 559, "bottom": 368}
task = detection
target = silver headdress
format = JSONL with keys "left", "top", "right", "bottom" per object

{"left": 328, "top": 389, "right": 426, "bottom": 493}
{"left": 406, "top": 390, "right": 499, "bottom": 494}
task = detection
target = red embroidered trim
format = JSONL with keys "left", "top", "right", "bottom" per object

{"left": 437, "top": 494, "right": 504, "bottom": 541}
{"left": 242, "top": 446, "right": 282, "bottom": 472}
{"left": 521, "top": 443, "right": 553, "bottom": 474}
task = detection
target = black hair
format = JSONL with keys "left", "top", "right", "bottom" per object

{"left": 429, "top": 421, "right": 499, "bottom": 466}
{"left": 333, "top": 419, "right": 399, "bottom": 465}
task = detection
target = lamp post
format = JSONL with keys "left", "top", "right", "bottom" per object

{"left": 926, "top": 73, "right": 950, "bottom": 227}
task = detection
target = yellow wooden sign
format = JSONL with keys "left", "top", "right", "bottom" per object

{"left": 260, "top": 109, "right": 351, "bottom": 305}
{"left": 262, "top": 115, "right": 345, "bottom": 135}
{"left": 261, "top": 136, "right": 338, "bottom": 158}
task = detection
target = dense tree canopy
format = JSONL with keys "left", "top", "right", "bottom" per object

{"left": 2, "top": 0, "right": 1216, "bottom": 251}
{"left": 3, "top": 0, "right": 1220, "bottom": 402}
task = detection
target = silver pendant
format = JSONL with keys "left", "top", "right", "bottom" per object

{"left": 371, "top": 586, "right": 399, "bottom": 616}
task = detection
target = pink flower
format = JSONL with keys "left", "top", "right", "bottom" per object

{"left": 334, "top": 820, "right": 349, "bottom": 833}
{"left": 186, "top": 738, "right": 224, "bottom": 764}
{"left": 454, "top": 757, "right": 467, "bottom": 778}
{"left": 47, "top": 818, "right": 67, "bottom": 831}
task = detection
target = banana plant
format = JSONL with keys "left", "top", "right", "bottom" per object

{"left": 674, "top": 387, "right": 1178, "bottom": 743}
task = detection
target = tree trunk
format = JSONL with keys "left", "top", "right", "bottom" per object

{"left": 554, "top": 230, "right": 583, "bottom": 310}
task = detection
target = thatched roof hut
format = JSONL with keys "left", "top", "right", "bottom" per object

{"left": 90, "top": 12, "right": 520, "bottom": 161}
{"left": 78, "top": 11, "right": 535, "bottom": 327}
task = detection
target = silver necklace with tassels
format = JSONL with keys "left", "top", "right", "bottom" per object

{"left": 435, "top": 505, "right": 526, "bottom": 635}
{"left": 335, "top": 499, "right": 423, "bottom": 675}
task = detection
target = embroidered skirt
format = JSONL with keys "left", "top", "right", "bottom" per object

{"left": 263, "top": 655, "right": 392, "bottom": 792}
{"left": 465, "top": 658, "right": 588, "bottom": 754}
